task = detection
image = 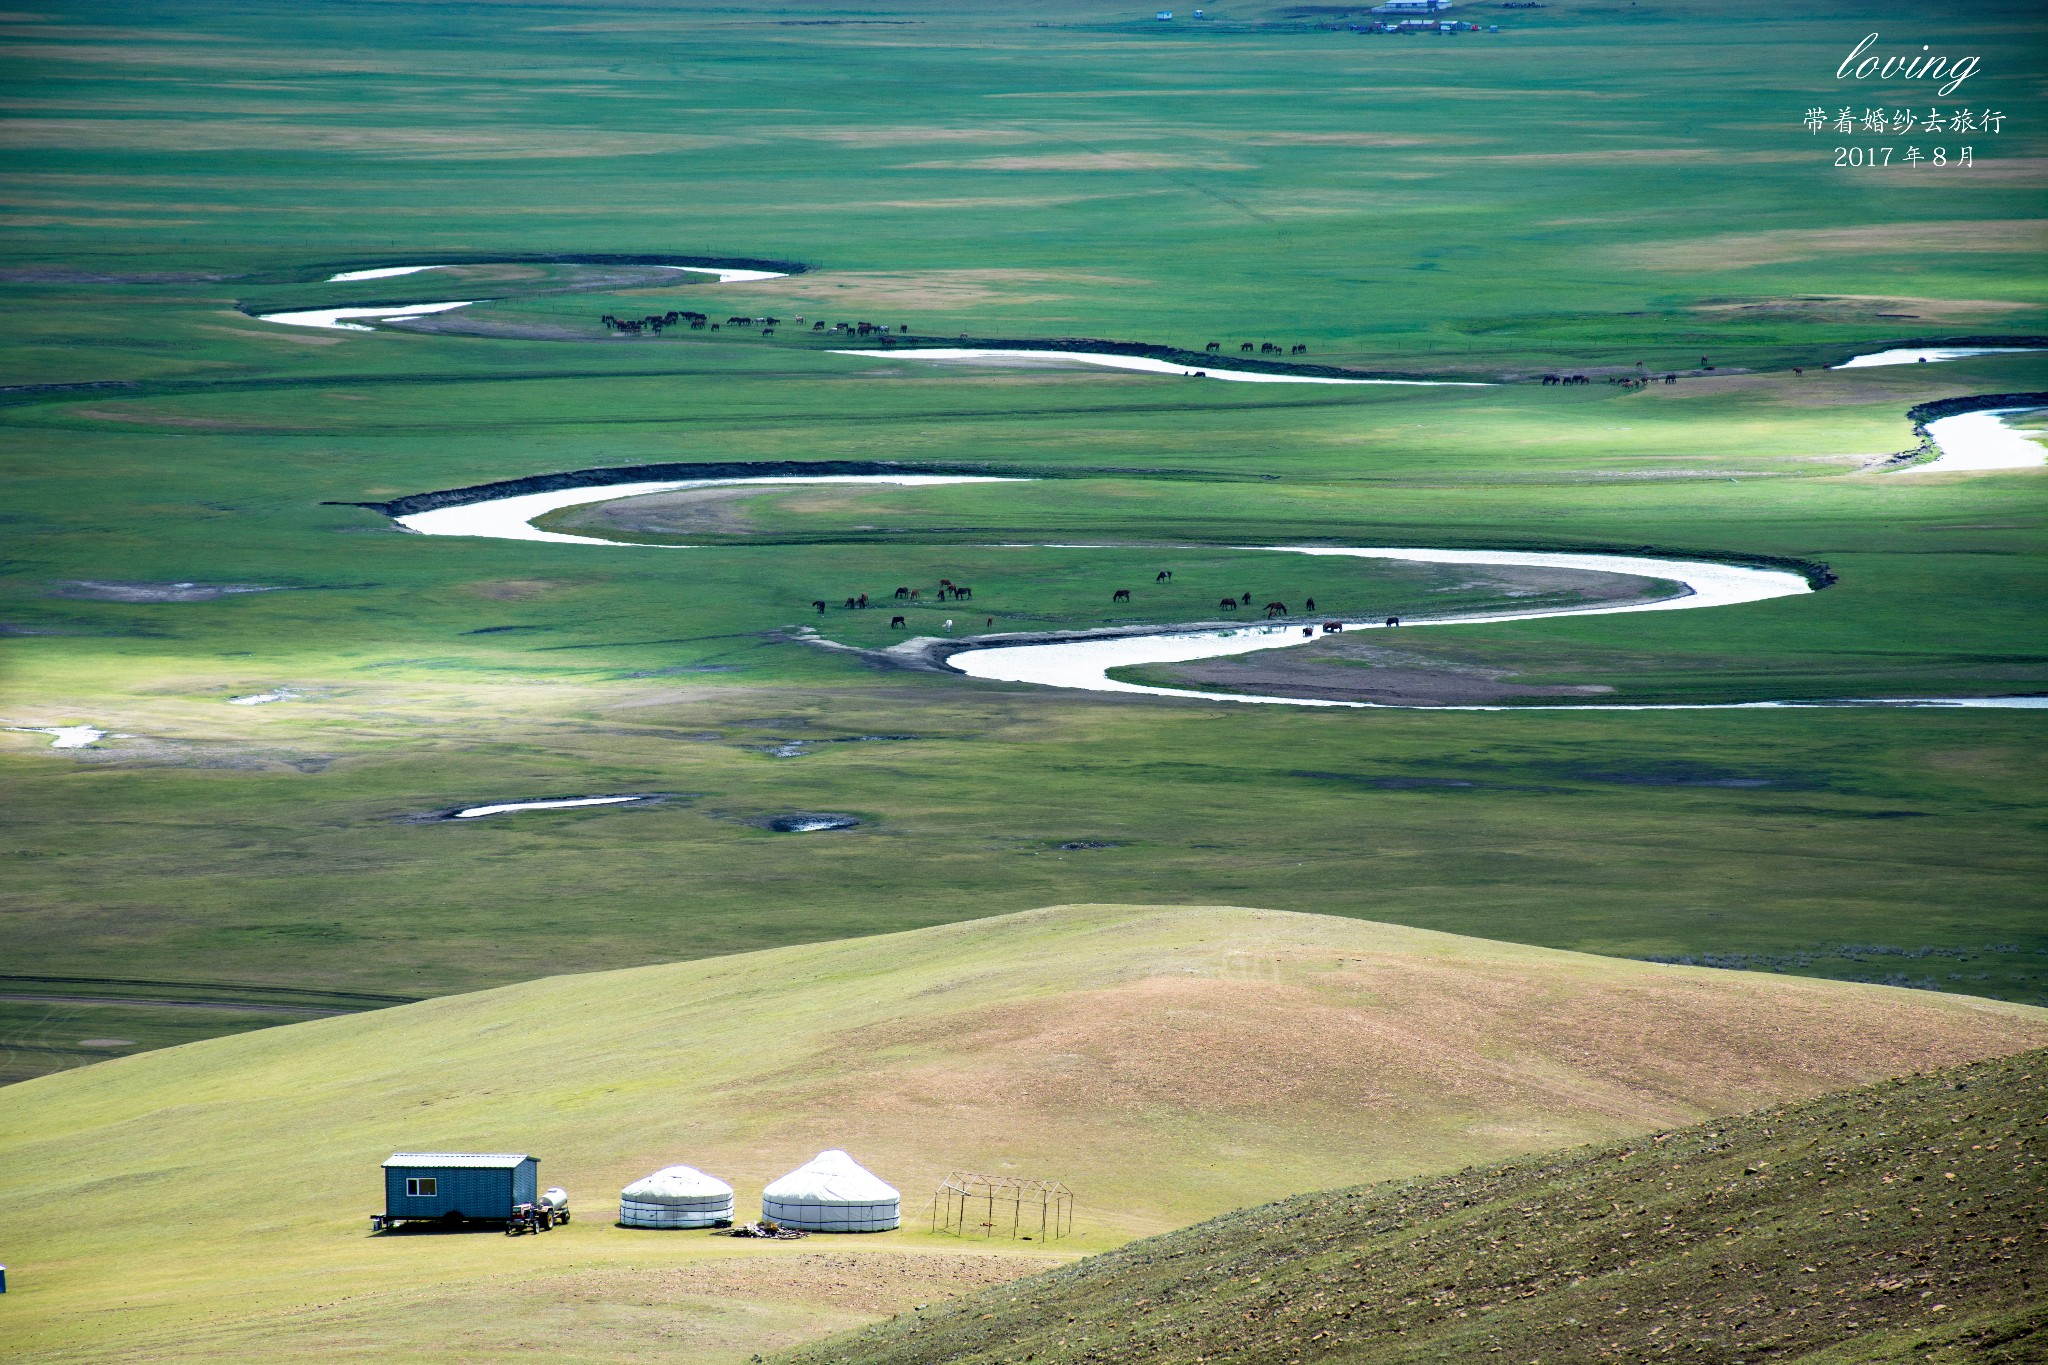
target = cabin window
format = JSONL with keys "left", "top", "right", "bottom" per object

{"left": 406, "top": 1177, "right": 437, "bottom": 1197}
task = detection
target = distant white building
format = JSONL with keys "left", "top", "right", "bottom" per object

{"left": 1372, "top": 0, "right": 1451, "bottom": 11}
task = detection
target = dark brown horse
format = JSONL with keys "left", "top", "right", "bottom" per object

{"left": 1112, "top": 589, "right": 1131, "bottom": 603}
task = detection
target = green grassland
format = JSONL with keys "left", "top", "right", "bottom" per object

{"left": 3, "top": 0, "right": 2047, "bottom": 1088}
{"left": 3, "top": 903, "right": 2043, "bottom": 1363}
{"left": 788, "top": 1045, "right": 2048, "bottom": 1365}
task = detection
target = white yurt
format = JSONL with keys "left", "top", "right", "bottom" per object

{"left": 618, "top": 1164, "right": 735, "bottom": 1229}
{"left": 761, "top": 1149, "right": 900, "bottom": 1232}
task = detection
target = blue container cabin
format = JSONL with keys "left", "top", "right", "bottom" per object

{"left": 379, "top": 1152, "right": 536, "bottom": 1229}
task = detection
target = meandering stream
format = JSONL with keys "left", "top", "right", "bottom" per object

{"left": 295, "top": 262, "right": 2040, "bottom": 709}
{"left": 375, "top": 470, "right": 2042, "bottom": 709}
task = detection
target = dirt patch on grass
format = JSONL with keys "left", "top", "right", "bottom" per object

{"left": 740, "top": 268, "right": 1142, "bottom": 311}
{"left": 1212, "top": 131, "right": 1452, "bottom": 147}
{"left": 588, "top": 1252, "right": 1041, "bottom": 1314}
{"left": 49, "top": 580, "right": 288, "bottom": 603}
{"left": 70, "top": 406, "right": 253, "bottom": 428}
{"left": 555, "top": 484, "right": 889, "bottom": 537}
{"left": 1630, "top": 219, "right": 2048, "bottom": 270}
{"left": 765, "top": 125, "right": 1038, "bottom": 147}
{"left": 461, "top": 578, "right": 572, "bottom": 601}
{"left": 0, "top": 266, "right": 229, "bottom": 283}
{"left": 1690, "top": 294, "right": 2032, "bottom": 322}
{"left": 777, "top": 959, "right": 2048, "bottom": 1141}
{"left": 1467, "top": 149, "right": 1804, "bottom": 166}
{"left": 902, "top": 152, "right": 1253, "bottom": 172}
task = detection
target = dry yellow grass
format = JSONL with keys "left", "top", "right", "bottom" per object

{"left": 4, "top": 904, "right": 2043, "bottom": 1364}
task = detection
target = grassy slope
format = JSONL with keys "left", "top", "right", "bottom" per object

{"left": 2, "top": 0, "right": 2046, "bottom": 1076}
{"left": 788, "top": 1048, "right": 2048, "bottom": 1365}
{"left": 4, "top": 903, "right": 2045, "bottom": 1362}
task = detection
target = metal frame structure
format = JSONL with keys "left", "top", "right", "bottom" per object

{"left": 929, "top": 1171, "right": 1073, "bottom": 1241}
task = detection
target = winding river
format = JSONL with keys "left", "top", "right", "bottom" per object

{"left": 283, "top": 263, "right": 2041, "bottom": 709}
{"left": 382, "top": 471, "right": 2047, "bottom": 710}
{"left": 828, "top": 347, "right": 1488, "bottom": 387}
{"left": 1834, "top": 346, "right": 2042, "bottom": 369}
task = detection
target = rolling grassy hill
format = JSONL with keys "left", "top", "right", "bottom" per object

{"left": 2, "top": 903, "right": 2044, "bottom": 1363}
{"left": 787, "top": 1048, "right": 2048, "bottom": 1365}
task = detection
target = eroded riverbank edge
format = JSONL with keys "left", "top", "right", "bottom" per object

{"left": 1885, "top": 390, "right": 2048, "bottom": 471}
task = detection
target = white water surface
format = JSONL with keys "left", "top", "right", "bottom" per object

{"left": 325, "top": 262, "right": 787, "bottom": 285}
{"left": 327, "top": 266, "right": 441, "bottom": 282}
{"left": 228, "top": 689, "right": 295, "bottom": 706}
{"left": 951, "top": 546, "right": 1812, "bottom": 707}
{"left": 831, "top": 347, "right": 1490, "bottom": 387}
{"left": 452, "top": 796, "right": 645, "bottom": 819}
{"left": 1915, "top": 409, "right": 2047, "bottom": 473}
{"left": 396, "top": 474, "right": 1027, "bottom": 545}
{"left": 257, "top": 300, "right": 477, "bottom": 332}
{"left": 7, "top": 724, "right": 106, "bottom": 748}
{"left": 1833, "top": 347, "right": 2040, "bottom": 369}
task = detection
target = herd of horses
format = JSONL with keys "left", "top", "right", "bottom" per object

{"left": 1205, "top": 341, "right": 1310, "bottom": 355}
{"left": 815, "top": 576, "right": 1404, "bottom": 634}
{"left": 600, "top": 311, "right": 910, "bottom": 339}
{"left": 1541, "top": 372, "right": 1682, "bottom": 387}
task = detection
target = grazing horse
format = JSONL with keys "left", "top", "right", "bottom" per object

{"left": 1155, "top": 569, "right": 1172, "bottom": 582}
{"left": 1240, "top": 592, "right": 1252, "bottom": 606}
{"left": 890, "top": 615, "right": 906, "bottom": 628}
{"left": 857, "top": 593, "right": 869, "bottom": 609}
{"left": 1112, "top": 589, "right": 1132, "bottom": 603}
{"left": 909, "top": 588, "right": 921, "bottom": 601}
{"left": 1385, "top": 615, "right": 1401, "bottom": 627}
{"left": 894, "top": 586, "right": 911, "bottom": 599}
{"left": 1240, "top": 342, "right": 1255, "bottom": 352}
{"left": 1219, "top": 598, "right": 1239, "bottom": 610}
{"left": 813, "top": 600, "right": 827, "bottom": 614}
{"left": 844, "top": 597, "right": 858, "bottom": 610}
{"left": 1304, "top": 597, "right": 1316, "bottom": 611}
{"left": 1301, "top": 626, "right": 1314, "bottom": 637}
{"left": 1264, "top": 601, "right": 1287, "bottom": 618}
{"left": 954, "top": 586, "right": 972, "bottom": 600}
{"left": 1206, "top": 342, "right": 1220, "bottom": 352}
{"left": 1322, "top": 621, "right": 1343, "bottom": 634}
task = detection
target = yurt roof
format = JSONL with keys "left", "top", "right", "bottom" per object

{"left": 621, "top": 1164, "right": 733, "bottom": 1201}
{"left": 763, "top": 1149, "right": 898, "bottom": 1203}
